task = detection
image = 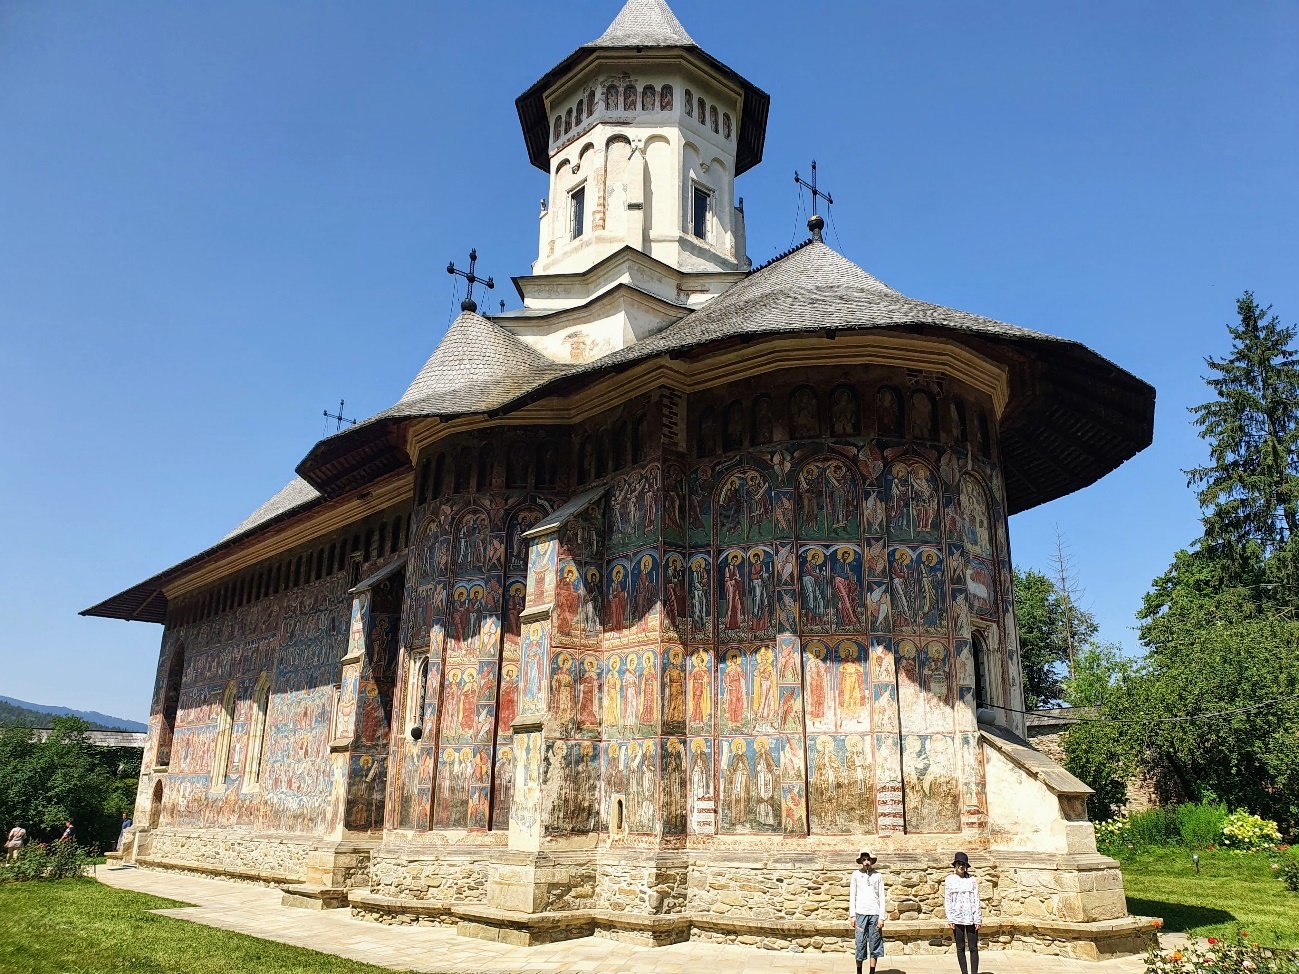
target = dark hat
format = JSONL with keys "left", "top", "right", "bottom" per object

{"left": 856, "top": 850, "right": 877, "bottom": 864}
{"left": 952, "top": 852, "right": 970, "bottom": 867}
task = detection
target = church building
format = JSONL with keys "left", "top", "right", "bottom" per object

{"left": 88, "top": 0, "right": 1158, "bottom": 958}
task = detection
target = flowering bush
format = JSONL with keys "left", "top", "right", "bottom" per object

{"left": 1145, "top": 932, "right": 1299, "bottom": 973}
{"left": 1277, "top": 856, "right": 1299, "bottom": 894}
{"left": 1222, "top": 810, "right": 1283, "bottom": 851}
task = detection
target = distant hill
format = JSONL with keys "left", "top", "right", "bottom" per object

{"left": 0, "top": 696, "right": 147, "bottom": 732}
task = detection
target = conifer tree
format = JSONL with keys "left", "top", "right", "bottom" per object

{"left": 1186, "top": 292, "right": 1299, "bottom": 567}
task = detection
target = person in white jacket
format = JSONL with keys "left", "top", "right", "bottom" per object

{"left": 944, "top": 852, "right": 983, "bottom": 974}
{"left": 847, "top": 850, "right": 887, "bottom": 974}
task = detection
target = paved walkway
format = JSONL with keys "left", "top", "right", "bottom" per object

{"left": 96, "top": 864, "right": 1148, "bottom": 974}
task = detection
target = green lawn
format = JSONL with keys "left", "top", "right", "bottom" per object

{"left": 0, "top": 878, "right": 420, "bottom": 974}
{"left": 1117, "top": 847, "right": 1299, "bottom": 947}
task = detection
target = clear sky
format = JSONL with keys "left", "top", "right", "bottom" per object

{"left": 1, "top": 1, "right": 1296, "bottom": 722}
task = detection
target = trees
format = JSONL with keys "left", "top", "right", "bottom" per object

{"left": 1014, "top": 560, "right": 1100, "bottom": 709}
{"left": 0, "top": 717, "right": 141, "bottom": 851}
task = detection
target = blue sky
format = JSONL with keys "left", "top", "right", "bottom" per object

{"left": 1, "top": 1, "right": 1296, "bottom": 722}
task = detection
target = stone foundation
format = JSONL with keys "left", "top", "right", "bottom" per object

{"left": 133, "top": 827, "right": 311, "bottom": 886}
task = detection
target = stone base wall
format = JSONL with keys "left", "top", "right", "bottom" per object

{"left": 596, "top": 856, "right": 689, "bottom": 915}
{"left": 135, "top": 828, "right": 310, "bottom": 884}
{"left": 368, "top": 849, "right": 490, "bottom": 903}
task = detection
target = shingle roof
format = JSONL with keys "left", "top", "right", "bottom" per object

{"left": 590, "top": 0, "right": 695, "bottom": 48}
{"left": 387, "top": 310, "right": 571, "bottom": 417}
{"left": 221, "top": 477, "right": 320, "bottom": 542}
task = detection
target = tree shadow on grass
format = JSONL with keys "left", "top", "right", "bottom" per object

{"left": 1127, "top": 897, "right": 1235, "bottom": 932}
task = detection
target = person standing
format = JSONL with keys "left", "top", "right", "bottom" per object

{"left": 5, "top": 825, "right": 26, "bottom": 861}
{"left": 59, "top": 821, "right": 76, "bottom": 843}
{"left": 944, "top": 852, "right": 983, "bottom": 974}
{"left": 117, "top": 812, "right": 133, "bottom": 851}
{"left": 847, "top": 850, "right": 887, "bottom": 974}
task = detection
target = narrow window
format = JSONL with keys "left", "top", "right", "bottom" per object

{"left": 723, "top": 112, "right": 732, "bottom": 140}
{"left": 157, "top": 645, "right": 185, "bottom": 767}
{"left": 660, "top": 84, "right": 673, "bottom": 111}
{"left": 553, "top": 116, "right": 562, "bottom": 142}
{"left": 684, "top": 89, "right": 693, "bottom": 117}
{"left": 378, "top": 521, "right": 388, "bottom": 556}
{"left": 431, "top": 453, "right": 446, "bottom": 498}
{"left": 586, "top": 89, "right": 595, "bottom": 118}
{"left": 710, "top": 105, "right": 719, "bottom": 133}
{"left": 570, "top": 186, "right": 586, "bottom": 239}
{"left": 631, "top": 416, "right": 647, "bottom": 465}
{"left": 245, "top": 674, "right": 270, "bottom": 787}
{"left": 722, "top": 400, "right": 744, "bottom": 452}
{"left": 605, "top": 84, "right": 619, "bottom": 111}
{"left": 409, "top": 656, "right": 429, "bottom": 739}
{"left": 327, "top": 544, "right": 336, "bottom": 576}
{"left": 564, "top": 108, "right": 572, "bottom": 133}
{"left": 612, "top": 422, "right": 629, "bottom": 471}
{"left": 390, "top": 517, "right": 403, "bottom": 553}
{"left": 210, "top": 680, "right": 237, "bottom": 787}
{"left": 623, "top": 84, "right": 636, "bottom": 110}
{"left": 972, "top": 631, "right": 990, "bottom": 711}
{"left": 697, "top": 97, "right": 706, "bottom": 123}
{"left": 692, "top": 186, "right": 710, "bottom": 240}
{"left": 642, "top": 84, "right": 655, "bottom": 111}
{"left": 417, "top": 458, "right": 431, "bottom": 504}
{"left": 574, "top": 97, "right": 583, "bottom": 125}
{"left": 477, "top": 442, "right": 494, "bottom": 490}
{"left": 536, "top": 442, "right": 558, "bottom": 488}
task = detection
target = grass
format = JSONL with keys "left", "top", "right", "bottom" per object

{"left": 1119, "top": 846, "right": 1299, "bottom": 947}
{"left": 0, "top": 877, "right": 420, "bottom": 974}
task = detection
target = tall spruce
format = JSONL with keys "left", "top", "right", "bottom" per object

{"left": 1186, "top": 292, "right": 1299, "bottom": 567}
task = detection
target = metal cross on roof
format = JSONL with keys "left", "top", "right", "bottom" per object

{"left": 323, "top": 399, "right": 357, "bottom": 433}
{"left": 447, "top": 249, "right": 495, "bottom": 313}
{"left": 794, "top": 160, "right": 834, "bottom": 216}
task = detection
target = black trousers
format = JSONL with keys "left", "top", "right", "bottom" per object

{"left": 953, "top": 924, "right": 979, "bottom": 974}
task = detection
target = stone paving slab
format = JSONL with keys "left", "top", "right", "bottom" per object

{"left": 95, "top": 865, "right": 1147, "bottom": 974}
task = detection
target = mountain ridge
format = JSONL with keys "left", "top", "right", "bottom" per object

{"left": 0, "top": 695, "right": 147, "bottom": 732}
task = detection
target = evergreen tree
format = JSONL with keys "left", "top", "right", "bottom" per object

{"left": 1186, "top": 292, "right": 1299, "bottom": 570}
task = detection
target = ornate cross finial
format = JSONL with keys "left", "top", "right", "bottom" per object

{"left": 323, "top": 399, "right": 357, "bottom": 433}
{"left": 794, "top": 160, "right": 834, "bottom": 240}
{"left": 447, "top": 248, "right": 495, "bottom": 313}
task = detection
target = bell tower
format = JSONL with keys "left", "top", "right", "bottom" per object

{"left": 502, "top": 0, "right": 770, "bottom": 363}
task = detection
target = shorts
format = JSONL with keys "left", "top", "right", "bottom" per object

{"left": 854, "top": 914, "right": 885, "bottom": 960}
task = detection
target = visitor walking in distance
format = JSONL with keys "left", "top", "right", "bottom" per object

{"left": 5, "top": 824, "right": 26, "bottom": 861}
{"left": 945, "top": 852, "right": 982, "bottom": 974}
{"left": 848, "top": 849, "right": 887, "bottom": 974}
{"left": 58, "top": 820, "right": 75, "bottom": 843}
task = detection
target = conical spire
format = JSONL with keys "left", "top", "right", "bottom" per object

{"left": 590, "top": 0, "right": 695, "bottom": 48}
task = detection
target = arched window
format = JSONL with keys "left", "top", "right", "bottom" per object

{"left": 631, "top": 416, "right": 647, "bottom": 464}
{"left": 391, "top": 516, "right": 403, "bottom": 553}
{"left": 317, "top": 548, "right": 326, "bottom": 580}
{"left": 477, "top": 443, "right": 494, "bottom": 491}
{"left": 684, "top": 89, "right": 694, "bottom": 117}
{"left": 157, "top": 645, "right": 185, "bottom": 767}
{"left": 574, "top": 97, "right": 583, "bottom": 125}
{"left": 910, "top": 390, "right": 938, "bottom": 441}
{"left": 293, "top": 555, "right": 303, "bottom": 587}
{"left": 876, "top": 385, "right": 904, "bottom": 437}
{"left": 660, "top": 84, "right": 673, "bottom": 111}
{"left": 723, "top": 112, "right": 732, "bottom": 140}
{"left": 623, "top": 84, "right": 636, "bottom": 110}
{"left": 454, "top": 446, "right": 472, "bottom": 492}
{"left": 830, "top": 384, "right": 860, "bottom": 436}
{"left": 553, "top": 116, "right": 562, "bottom": 142}
{"left": 642, "top": 84, "right": 655, "bottom": 111}
{"left": 363, "top": 529, "right": 374, "bottom": 562}
{"left": 409, "top": 656, "right": 429, "bottom": 739}
{"left": 976, "top": 409, "right": 992, "bottom": 458}
{"left": 536, "top": 442, "right": 558, "bottom": 488}
{"left": 577, "top": 436, "right": 594, "bottom": 485}
{"left": 245, "top": 674, "right": 270, "bottom": 788}
{"left": 696, "top": 96, "right": 706, "bottom": 123}
{"left": 605, "top": 84, "right": 619, "bottom": 111}
{"left": 950, "top": 398, "right": 968, "bottom": 448}
{"left": 595, "top": 433, "right": 609, "bottom": 478}
{"left": 972, "top": 631, "right": 990, "bottom": 710}
{"left": 327, "top": 543, "right": 337, "bottom": 576}
{"left": 612, "top": 422, "right": 629, "bottom": 471}
{"left": 378, "top": 522, "right": 389, "bottom": 557}
{"left": 697, "top": 406, "right": 718, "bottom": 458}
{"left": 751, "top": 394, "right": 774, "bottom": 446}
{"left": 417, "top": 458, "right": 431, "bottom": 504}
{"left": 149, "top": 779, "right": 164, "bottom": 829}
{"left": 722, "top": 400, "right": 744, "bottom": 452}
{"left": 564, "top": 108, "right": 572, "bottom": 133}
{"left": 210, "top": 680, "right": 237, "bottom": 787}
{"left": 710, "top": 105, "right": 719, "bottom": 133}
{"left": 432, "top": 453, "right": 446, "bottom": 498}
{"left": 585, "top": 89, "right": 595, "bottom": 118}
{"left": 789, "top": 386, "right": 820, "bottom": 439}
{"left": 507, "top": 442, "right": 530, "bottom": 488}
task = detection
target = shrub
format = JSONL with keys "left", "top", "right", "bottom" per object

{"left": 1127, "top": 807, "right": 1181, "bottom": 848}
{"left": 1223, "top": 810, "right": 1284, "bottom": 851}
{"left": 1277, "top": 855, "right": 1299, "bottom": 894}
{"left": 0, "top": 841, "right": 91, "bottom": 883}
{"left": 1176, "top": 800, "right": 1229, "bottom": 848}
{"left": 1145, "top": 931, "right": 1299, "bottom": 973}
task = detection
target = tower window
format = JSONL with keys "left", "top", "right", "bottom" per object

{"left": 570, "top": 186, "right": 586, "bottom": 239}
{"left": 692, "top": 186, "right": 710, "bottom": 240}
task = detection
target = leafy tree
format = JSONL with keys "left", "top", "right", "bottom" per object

{"left": 1063, "top": 642, "right": 1134, "bottom": 709}
{"left": 0, "top": 716, "right": 141, "bottom": 850}
{"left": 1014, "top": 566, "right": 1100, "bottom": 709}
{"left": 1186, "top": 292, "right": 1299, "bottom": 572}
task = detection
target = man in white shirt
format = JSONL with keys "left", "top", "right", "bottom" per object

{"left": 847, "top": 849, "right": 887, "bottom": 974}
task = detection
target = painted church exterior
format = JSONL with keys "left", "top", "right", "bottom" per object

{"left": 88, "top": 0, "right": 1158, "bottom": 958}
